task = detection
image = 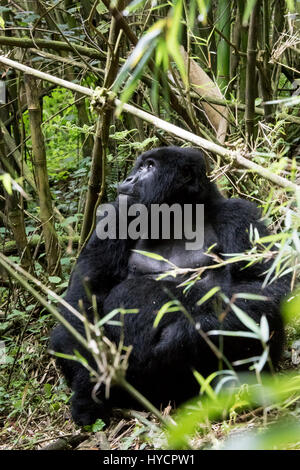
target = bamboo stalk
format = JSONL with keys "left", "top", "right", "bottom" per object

{"left": 24, "top": 74, "right": 61, "bottom": 275}
{"left": 216, "top": 0, "right": 231, "bottom": 95}
{"left": 272, "top": 0, "right": 286, "bottom": 46}
{"left": 0, "top": 117, "right": 36, "bottom": 190}
{"left": 0, "top": 56, "right": 298, "bottom": 192}
{"left": 0, "top": 36, "right": 105, "bottom": 59}
{"left": 80, "top": 4, "right": 124, "bottom": 247}
{"left": 230, "top": 2, "right": 241, "bottom": 88}
{"left": 237, "top": 1, "right": 248, "bottom": 104}
{"left": 259, "top": 0, "right": 273, "bottom": 120}
{"left": 245, "top": 0, "right": 261, "bottom": 143}
{"left": 0, "top": 129, "right": 31, "bottom": 269}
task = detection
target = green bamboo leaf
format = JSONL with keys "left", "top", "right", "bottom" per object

{"left": 123, "top": 0, "right": 147, "bottom": 15}
{"left": 195, "top": 0, "right": 210, "bottom": 23}
{"left": 232, "top": 356, "right": 261, "bottom": 366}
{"left": 113, "top": 20, "right": 165, "bottom": 94}
{"left": 234, "top": 293, "right": 269, "bottom": 301}
{"left": 166, "top": 0, "right": 187, "bottom": 84}
{"left": 207, "top": 329, "right": 258, "bottom": 339}
{"left": 155, "top": 271, "right": 177, "bottom": 280}
{"left": 257, "top": 233, "right": 290, "bottom": 243}
{"left": 155, "top": 38, "right": 166, "bottom": 68}
{"left": 260, "top": 315, "right": 269, "bottom": 343}
{"left": 230, "top": 302, "right": 261, "bottom": 336}
{"left": 120, "top": 39, "right": 157, "bottom": 104}
{"left": 242, "top": 0, "right": 258, "bottom": 26}
{"left": 153, "top": 300, "right": 180, "bottom": 328}
{"left": 251, "top": 346, "right": 269, "bottom": 373}
{"left": 214, "top": 375, "right": 238, "bottom": 394}
{"left": 197, "top": 286, "right": 221, "bottom": 306}
{"left": 285, "top": 0, "right": 295, "bottom": 12}
{"left": 54, "top": 350, "right": 88, "bottom": 366}
{"left": 96, "top": 308, "right": 138, "bottom": 328}
{"left": 48, "top": 276, "right": 62, "bottom": 284}
{"left": 132, "top": 249, "right": 171, "bottom": 263}
{"left": 2, "top": 173, "right": 12, "bottom": 194}
{"left": 193, "top": 370, "right": 217, "bottom": 400}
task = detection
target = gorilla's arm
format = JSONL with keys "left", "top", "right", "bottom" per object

{"left": 63, "top": 201, "right": 134, "bottom": 321}
{"left": 212, "top": 198, "right": 275, "bottom": 280}
{"left": 50, "top": 201, "right": 134, "bottom": 425}
{"left": 107, "top": 276, "right": 285, "bottom": 393}
{"left": 106, "top": 198, "right": 289, "bottom": 378}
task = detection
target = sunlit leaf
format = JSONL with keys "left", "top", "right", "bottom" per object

{"left": 123, "top": 0, "right": 147, "bottom": 15}
{"left": 282, "top": 289, "right": 300, "bottom": 323}
{"left": 119, "top": 39, "right": 157, "bottom": 104}
{"left": 113, "top": 19, "right": 165, "bottom": 94}
{"left": 251, "top": 346, "right": 269, "bottom": 373}
{"left": 260, "top": 315, "right": 269, "bottom": 343}
{"left": 49, "top": 276, "right": 62, "bottom": 284}
{"left": 234, "top": 293, "right": 269, "bottom": 301}
{"left": 214, "top": 374, "right": 238, "bottom": 394}
{"left": 195, "top": 0, "right": 210, "bottom": 24}
{"left": 2, "top": 173, "right": 12, "bottom": 194}
{"left": 132, "top": 249, "right": 172, "bottom": 264}
{"left": 208, "top": 329, "right": 258, "bottom": 339}
{"left": 96, "top": 307, "right": 138, "bottom": 328}
{"left": 229, "top": 301, "right": 261, "bottom": 336}
{"left": 153, "top": 300, "right": 181, "bottom": 328}
{"left": 193, "top": 370, "right": 217, "bottom": 400}
{"left": 196, "top": 286, "right": 220, "bottom": 306}
{"left": 285, "top": 0, "right": 295, "bottom": 12}
{"left": 166, "top": 0, "right": 187, "bottom": 85}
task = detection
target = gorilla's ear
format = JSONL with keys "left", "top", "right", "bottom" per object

{"left": 181, "top": 165, "right": 194, "bottom": 185}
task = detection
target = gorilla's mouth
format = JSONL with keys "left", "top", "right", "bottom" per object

{"left": 118, "top": 191, "right": 138, "bottom": 198}
{"left": 118, "top": 191, "right": 131, "bottom": 196}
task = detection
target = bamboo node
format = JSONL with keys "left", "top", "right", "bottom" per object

{"left": 90, "top": 87, "right": 116, "bottom": 113}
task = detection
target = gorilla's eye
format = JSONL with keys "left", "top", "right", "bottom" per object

{"left": 146, "top": 160, "right": 155, "bottom": 169}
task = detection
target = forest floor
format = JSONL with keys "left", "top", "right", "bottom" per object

{"left": 0, "top": 316, "right": 300, "bottom": 451}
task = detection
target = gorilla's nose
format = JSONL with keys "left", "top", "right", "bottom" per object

{"left": 118, "top": 180, "right": 132, "bottom": 195}
{"left": 118, "top": 175, "right": 136, "bottom": 195}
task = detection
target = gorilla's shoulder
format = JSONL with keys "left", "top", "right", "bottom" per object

{"left": 210, "top": 197, "right": 265, "bottom": 238}
{"left": 214, "top": 197, "right": 262, "bottom": 221}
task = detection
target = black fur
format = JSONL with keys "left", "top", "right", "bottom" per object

{"left": 51, "top": 147, "right": 290, "bottom": 425}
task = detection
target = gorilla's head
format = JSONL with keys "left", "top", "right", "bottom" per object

{"left": 118, "top": 147, "right": 218, "bottom": 206}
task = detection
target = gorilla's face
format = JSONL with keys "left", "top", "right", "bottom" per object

{"left": 118, "top": 155, "right": 158, "bottom": 204}
{"left": 117, "top": 146, "right": 211, "bottom": 206}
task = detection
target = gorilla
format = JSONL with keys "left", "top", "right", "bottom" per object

{"left": 51, "top": 146, "right": 290, "bottom": 425}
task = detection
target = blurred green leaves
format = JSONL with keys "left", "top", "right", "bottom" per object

{"left": 167, "top": 373, "right": 300, "bottom": 449}
{"left": 113, "top": 19, "right": 164, "bottom": 106}
{"left": 113, "top": 0, "right": 188, "bottom": 110}
{"left": 283, "top": 289, "right": 300, "bottom": 324}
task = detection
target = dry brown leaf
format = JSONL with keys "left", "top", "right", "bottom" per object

{"left": 180, "top": 46, "right": 228, "bottom": 143}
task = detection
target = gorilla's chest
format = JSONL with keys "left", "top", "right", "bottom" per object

{"left": 127, "top": 223, "right": 218, "bottom": 278}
